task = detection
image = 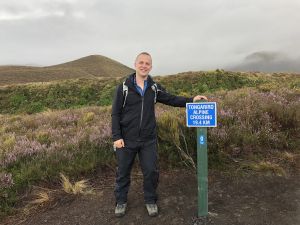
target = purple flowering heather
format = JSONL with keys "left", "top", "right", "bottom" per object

{"left": 0, "top": 108, "right": 113, "bottom": 167}
{"left": 46, "top": 141, "right": 62, "bottom": 152}
{"left": 59, "top": 113, "right": 79, "bottom": 125}
{"left": 2, "top": 136, "right": 46, "bottom": 167}
{"left": 88, "top": 121, "right": 111, "bottom": 144}
{"left": 0, "top": 172, "right": 14, "bottom": 188}
{"left": 219, "top": 109, "right": 235, "bottom": 118}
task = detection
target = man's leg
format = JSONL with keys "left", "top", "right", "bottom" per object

{"left": 114, "top": 140, "right": 138, "bottom": 204}
{"left": 138, "top": 138, "right": 159, "bottom": 204}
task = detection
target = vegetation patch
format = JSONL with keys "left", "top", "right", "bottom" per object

{"left": 0, "top": 71, "right": 299, "bottom": 219}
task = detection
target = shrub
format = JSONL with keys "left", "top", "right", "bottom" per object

{"left": 0, "top": 78, "right": 119, "bottom": 114}
{"left": 0, "top": 106, "right": 114, "bottom": 217}
{"left": 156, "top": 87, "right": 299, "bottom": 169}
{"left": 3, "top": 71, "right": 295, "bottom": 115}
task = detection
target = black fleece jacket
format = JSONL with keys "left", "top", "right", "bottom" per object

{"left": 111, "top": 73, "right": 193, "bottom": 142}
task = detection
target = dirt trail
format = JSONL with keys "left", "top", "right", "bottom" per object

{"left": 3, "top": 169, "right": 300, "bottom": 225}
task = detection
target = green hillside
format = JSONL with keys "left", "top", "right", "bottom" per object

{"left": 0, "top": 70, "right": 298, "bottom": 115}
{"left": 48, "top": 55, "right": 134, "bottom": 77}
{"left": 0, "top": 77, "right": 120, "bottom": 114}
{"left": 0, "top": 55, "right": 134, "bottom": 86}
{"left": 0, "top": 70, "right": 299, "bottom": 218}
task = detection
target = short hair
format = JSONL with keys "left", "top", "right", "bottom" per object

{"left": 135, "top": 52, "right": 152, "bottom": 62}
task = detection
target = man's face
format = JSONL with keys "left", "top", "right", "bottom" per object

{"left": 134, "top": 54, "right": 152, "bottom": 78}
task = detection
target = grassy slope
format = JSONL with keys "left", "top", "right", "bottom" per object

{"left": 0, "top": 55, "right": 134, "bottom": 86}
{"left": 0, "top": 70, "right": 298, "bottom": 114}
{"left": 0, "top": 77, "right": 121, "bottom": 114}
{"left": 49, "top": 55, "right": 133, "bottom": 77}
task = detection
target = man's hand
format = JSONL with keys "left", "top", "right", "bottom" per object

{"left": 114, "top": 139, "right": 125, "bottom": 149}
{"left": 193, "top": 95, "right": 208, "bottom": 102}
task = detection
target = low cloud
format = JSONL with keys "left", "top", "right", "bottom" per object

{"left": 0, "top": 0, "right": 84, "bottom": 21}
{"left": 227, "top": 51, "right": 300, "bottom": 73}
{"left": 0, "top": 0, "right": 300, "bottom": 74}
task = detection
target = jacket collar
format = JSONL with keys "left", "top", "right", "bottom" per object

{"left": 125, "top": 72, "right": 155, "bottom": 89}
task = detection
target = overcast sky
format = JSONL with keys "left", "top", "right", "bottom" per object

{"left": 0, "top": 0, "right": 299, "bottom": 75}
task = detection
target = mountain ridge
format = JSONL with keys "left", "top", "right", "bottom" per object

{"left": 0, "top": 55, "right": 134, "bottom": 86}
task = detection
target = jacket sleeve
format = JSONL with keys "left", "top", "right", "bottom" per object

{"left": 156, "top": 84, "right": 194, "bottom": 107}
{"left": 111, "top": 85, "right": 123, "bottom": 141}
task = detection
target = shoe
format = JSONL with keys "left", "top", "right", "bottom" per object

{"left": 115, "top": 203, "right": 127, "bottom": 217}
{"left": 145, "top": 203, "right": 158, "bottom": 217}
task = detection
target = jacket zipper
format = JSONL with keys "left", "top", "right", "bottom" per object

{"left": 139, "top": 96, "right": 144, "bottom": 136}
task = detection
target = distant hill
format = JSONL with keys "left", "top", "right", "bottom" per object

{"left": 227, "top": 51, "right": 300, "bottom": 73}
{"left": 0, "top": 55, "right": 134, "bottom": 86}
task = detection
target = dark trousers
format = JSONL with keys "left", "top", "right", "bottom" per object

{"left": 114, "top": 138, "right": 159, "bottom": 204}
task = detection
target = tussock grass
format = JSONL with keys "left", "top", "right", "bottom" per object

{"left": 29, "top": 191, "right": 50, "bottom": 205}
{"left": 60, "top": 173, "right": 93, "bottom": 195}
{"left": 250, "top": 161, "right": 286, "bottom": 176}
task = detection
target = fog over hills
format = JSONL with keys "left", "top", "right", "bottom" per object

{"left": 227, "top": 51, "right": 300, "bottom": 73}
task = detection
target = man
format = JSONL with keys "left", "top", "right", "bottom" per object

{"left": 111, "top": 52, "right": 207, "bottom": 217}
